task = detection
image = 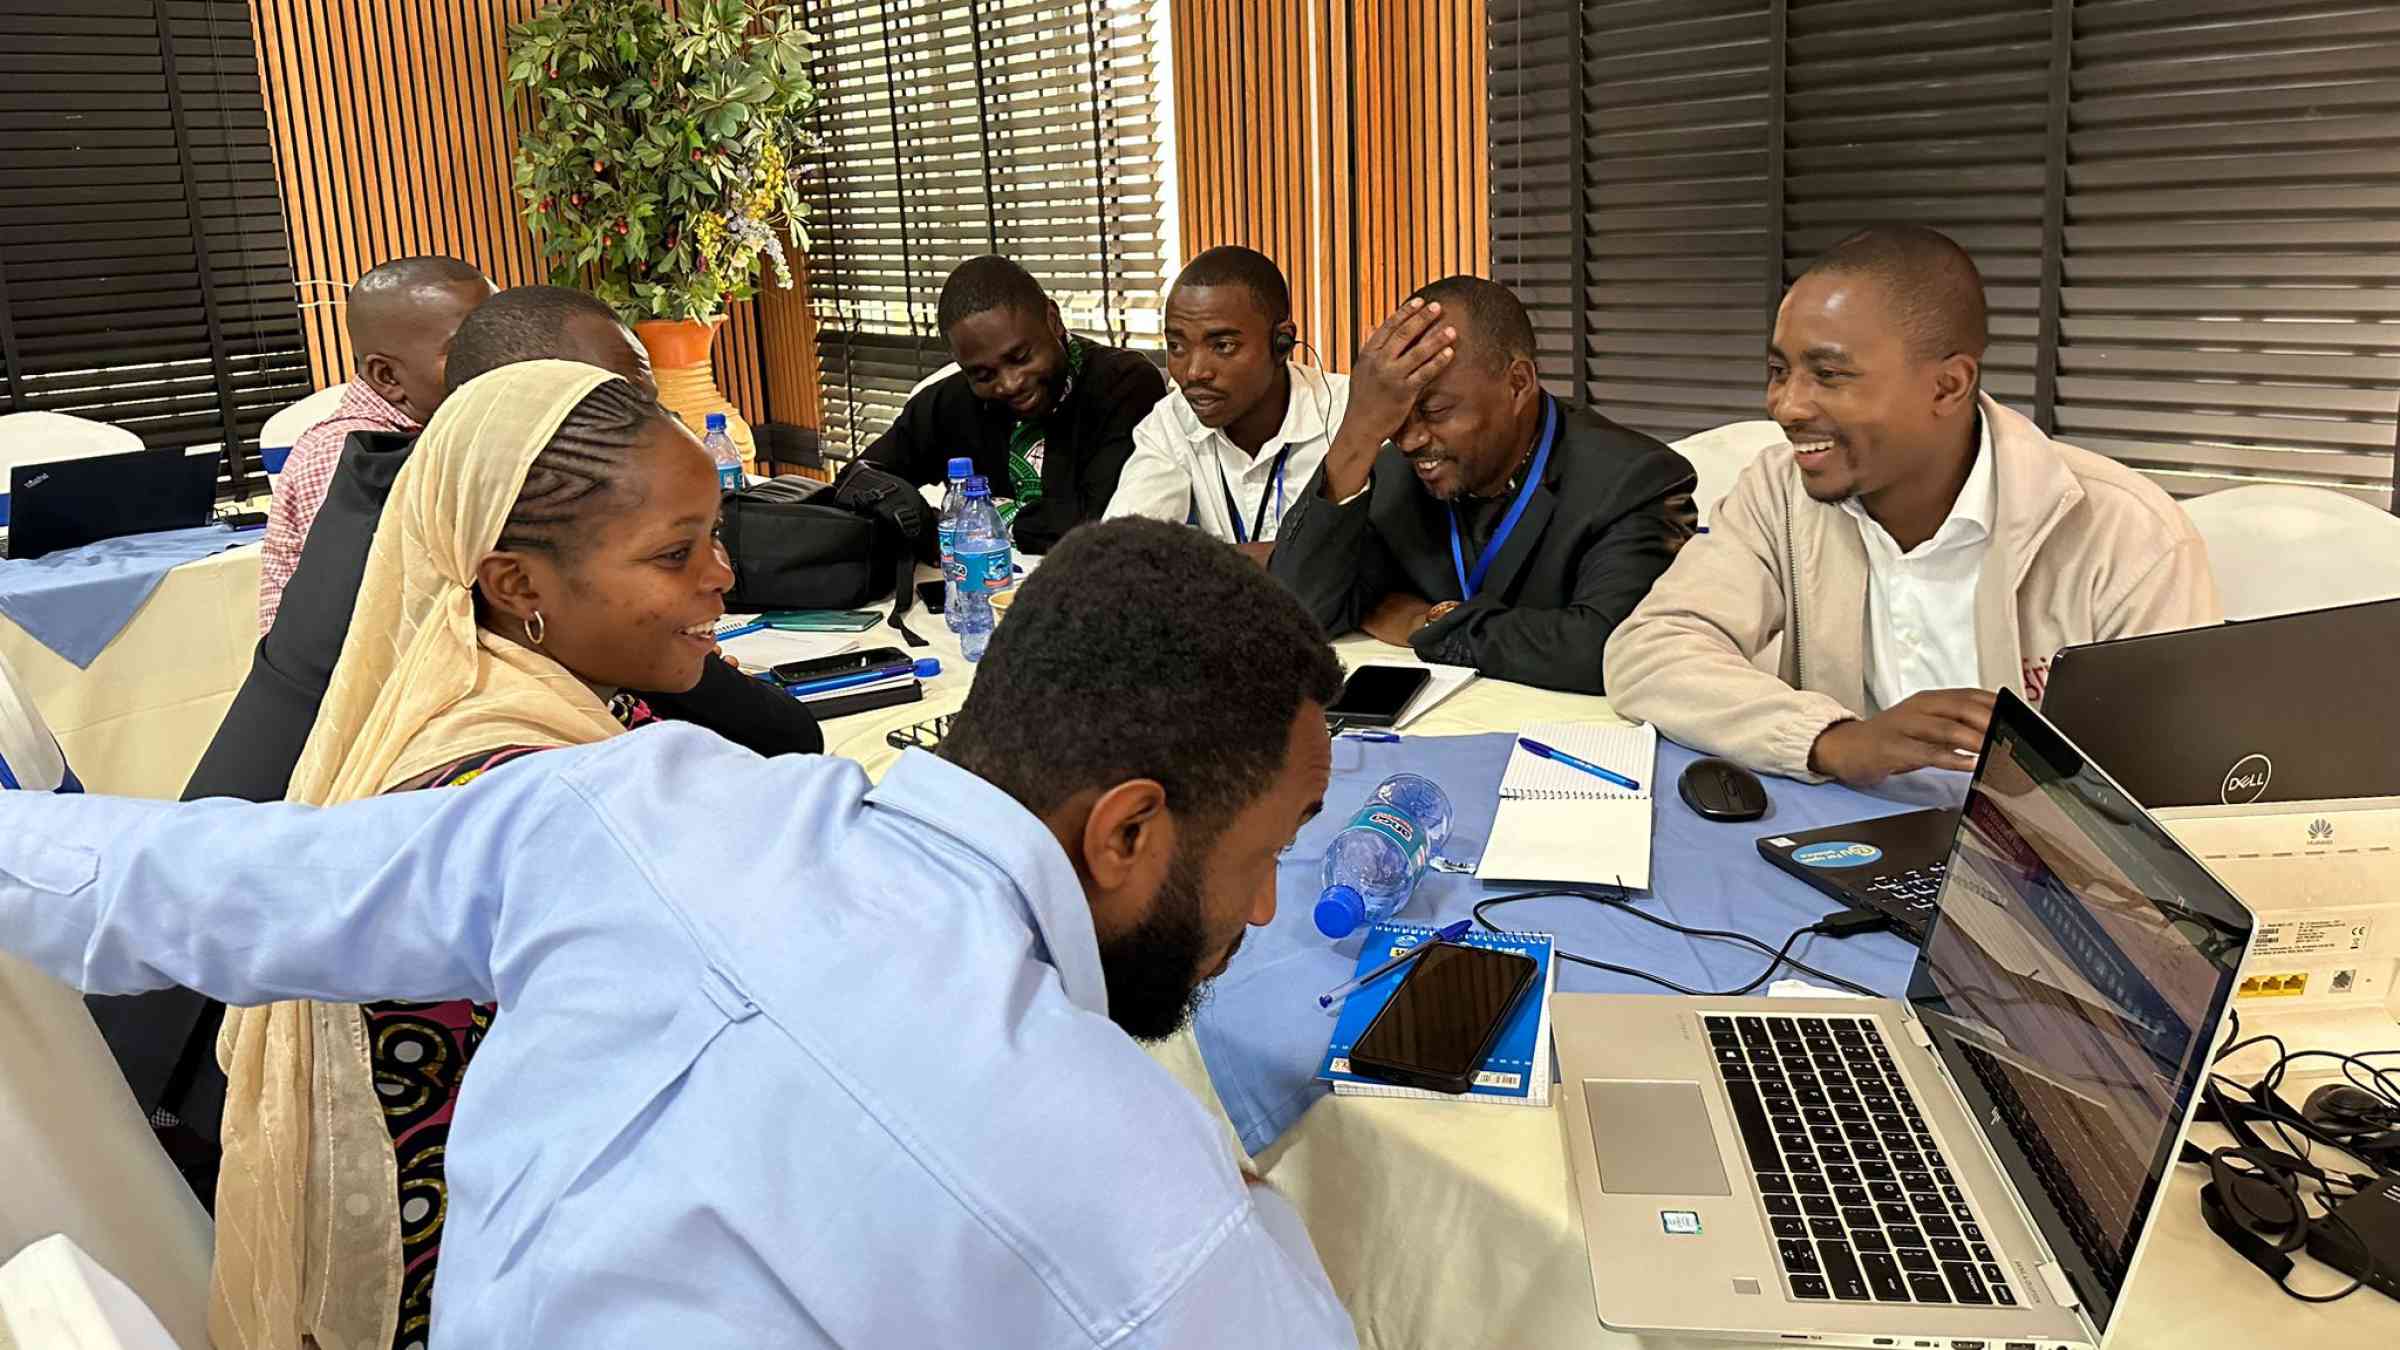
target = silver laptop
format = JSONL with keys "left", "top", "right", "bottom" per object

{"left": 1557, "top": 689, "right": 2255, "bottom": 1349}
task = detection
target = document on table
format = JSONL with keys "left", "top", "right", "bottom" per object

{"left": 717, "top": 625, "right": 860, "bottom": 670}
{"left": 1476, "top": 722, "right": 1656, "bottom": 890}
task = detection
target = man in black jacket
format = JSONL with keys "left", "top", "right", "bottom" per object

{"left": 862, "top": 255, "right": 1166, "bottom": 554}
{"left": 1270, "top": 277, "right": 1697, "bottom": 694}
{"left": 98, "top": 286, "right": 824, "bottom": 1201}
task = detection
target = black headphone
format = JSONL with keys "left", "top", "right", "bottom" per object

{"left": 1270, "top": 326, "right": 1296, "bottom": 360}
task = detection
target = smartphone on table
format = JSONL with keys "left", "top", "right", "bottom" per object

{"left": 1347, "top": 941, "right": 1539, "bottom": 1094}
{"left": 767, "top": 646, "right": 911, "bottom": 687}
{"left": 1324, "top": 665, "right": 1432, "bottom": 729}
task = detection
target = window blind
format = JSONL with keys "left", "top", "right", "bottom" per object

{"left": 806, "top": 0, "right": 1171, "bottom": 461}
{"left": 0, "top": 0, "right": 311, "bottom": 499}
{"left": 1491, "top": 0, "right": 2400, "bottom": 504}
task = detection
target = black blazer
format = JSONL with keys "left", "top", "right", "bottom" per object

{"left": 1271, "top": 398, "right": 1697, "bottom": 694}
{"left": 88, "top": 428, "right": 826, "bottom": 1139}
{"left": 859, "top": 340, "right": 1166, "bottom": 554}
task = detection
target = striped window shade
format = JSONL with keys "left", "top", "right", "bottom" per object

{"left": 804, "top": 0, "right": 1172, "bottom": 463}
{"left": 0, "top": 0, "right": 312, "bottom": 502}
{"left": 1490, "top": 0, "right": 2400, "bottom": 507}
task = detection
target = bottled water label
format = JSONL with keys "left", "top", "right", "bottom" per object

{"left": 952, "top": 545, "right": 1012, "bottom": 592}
{"left": 937, "top": 523, "right": 957, "bottom": 564}
{"left": 717, "top": 463, "right": 744, "bottom": 494}
{"left": 1344, "top": 803, "right": 1429, "bottom": 874}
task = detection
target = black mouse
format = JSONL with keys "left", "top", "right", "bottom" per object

{"left": 1679, "top": 757, "right": 1768, "bottom": 822}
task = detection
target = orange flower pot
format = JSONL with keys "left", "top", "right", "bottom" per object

{"left": 632, "top": 316, "right": 754, "bottom": 469}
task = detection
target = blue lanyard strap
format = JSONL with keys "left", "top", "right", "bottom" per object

{"left": 1448, "top": 398, "right": 1559, "bottom": 602}
{"left": 1219, "top": 443, "right": 1293, "bottom": 545}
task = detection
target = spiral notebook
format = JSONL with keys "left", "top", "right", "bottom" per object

{"left": 1476, "top": 722, "right": 1656, "bottom": 889}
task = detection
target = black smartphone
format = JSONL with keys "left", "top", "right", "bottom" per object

{"left": 769, "top": 646, "right": 911, "bottom": 686}
{"left": 916, "top": 578, "right": 948, "bottom": 612}
{"left": 1348, "top": 942, "right": 1539, "bottom": 1094}
{"left": 1324, "top": 665, "right": 1431, "bottom": 728}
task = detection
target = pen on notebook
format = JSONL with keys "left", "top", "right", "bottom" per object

{"left": 713, "top": 619, "right": 767, "bottom": 642}
{"left": 1340, "top": 729, "right": 1400, "bottom": 743}
{"left": 1317, "top": 919, "right": 1471, "bottom": 1009}
{"left": 1518, "top": 736, "right": 1641, "bottom": 792}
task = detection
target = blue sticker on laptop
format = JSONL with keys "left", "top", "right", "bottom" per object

{"left": 1790, "top": 841, "right": 1883, "bottom": 869}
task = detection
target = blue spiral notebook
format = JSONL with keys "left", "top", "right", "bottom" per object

{"left": 1316, "top": 922, "right": 1556, "bottom": 1106}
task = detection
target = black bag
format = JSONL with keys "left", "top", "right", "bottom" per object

{"left": 720, "top": 462, "right": 938, "bottom": 644}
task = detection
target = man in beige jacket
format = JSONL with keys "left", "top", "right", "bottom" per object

{"left": 1604, "top": 225, "right": 2218, "bottom": 785}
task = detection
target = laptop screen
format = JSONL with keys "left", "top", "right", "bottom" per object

{"left": 1906, "top": 690, "right": 2251, "bottom": 1332}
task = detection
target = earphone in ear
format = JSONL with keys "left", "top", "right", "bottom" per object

{"left": 1270, "top": 326, "right": 1297, "bottom": 360}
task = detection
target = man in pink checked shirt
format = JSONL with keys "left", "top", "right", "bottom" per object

{"left": 257, "top": 256, "right": 495, "bottom": 631}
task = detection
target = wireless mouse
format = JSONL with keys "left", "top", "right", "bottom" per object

{"left": 1678, "top": 757, "right": 1768, "bottom": 822}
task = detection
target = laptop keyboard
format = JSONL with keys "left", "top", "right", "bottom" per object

{"left": 1859, "top": 861, "right": 1947, "bottom": 932}
{"left": 1957, "top": 1041, "right": 2128, "bottom": 1291}
{"left": 1705, "top": 1013, "right": 2019, "bottom": 1308}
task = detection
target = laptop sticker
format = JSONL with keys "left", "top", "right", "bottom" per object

{"left": 1790, "top": 841, "right": 1883, "bottom": 869}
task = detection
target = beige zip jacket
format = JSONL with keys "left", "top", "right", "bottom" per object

{"left": 1604, "top": 395, "right": 2221, "bottom": 780}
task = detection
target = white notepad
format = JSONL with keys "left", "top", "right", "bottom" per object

{"left": 1477, "top": 722, "right": 1657, "bottom": 890}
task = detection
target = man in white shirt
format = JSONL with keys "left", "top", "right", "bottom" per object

{"left": 1106, "top": 247, "right": 1348, "bottom": 563}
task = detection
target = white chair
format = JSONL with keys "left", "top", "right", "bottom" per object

{"left": 0, "top": 413, "right": 143, "bottom": 476}
{"left": 908, "top": 362, "right": 960, "bottom": 402}
{"left": 256, "top": 383, "right": 350, "bottom": 496}
{"left": 2181, "top": 484, "right": 2400, "bottom": 621}
{"left": 1668, "top": 419, "right": 1784, "bottom": 530}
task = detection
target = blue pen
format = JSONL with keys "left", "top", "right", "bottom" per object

{"left": 1317, "top": 919, "right": 1473, "bottom": 1009}
{"left": 784, "top": 657, "right": 941, "bottom": 698}
{"left": 1519, "top": 736, "right": 1641, "bottom": 791}
{"left": 1339, "top": 729, "right": 1400, "bottom": 743}
{"left": 713, "top": 620, "right": 768, "bottom": 642}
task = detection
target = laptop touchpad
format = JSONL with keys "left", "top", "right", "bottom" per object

{"left": 1584, "top": 1080, "right": 1731, "bottom": 1195}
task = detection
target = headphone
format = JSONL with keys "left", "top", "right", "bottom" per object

{"left": 1270, "top": 326, "right": 1297, "bottom": 360}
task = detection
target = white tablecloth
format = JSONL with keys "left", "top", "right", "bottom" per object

{"left": 827, "top": 624, "right": 2398, "bottom": 1350}
{"left": 0, "top": 544, "right": 260, "bottom": 799}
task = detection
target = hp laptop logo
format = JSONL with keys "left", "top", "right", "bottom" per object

{"left": 2221, "top": 753, "right": 2273, "bottom": 804}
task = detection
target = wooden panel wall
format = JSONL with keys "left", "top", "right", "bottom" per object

{"left": 244, "top": 0, "right": 813, "bottom": 428}
{"left": 1173, "top": 0, "right": 1489, "bottom": 372}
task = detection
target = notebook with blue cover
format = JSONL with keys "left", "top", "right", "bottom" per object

{"left": 1316, "top": 921, "right": 1556, "bottom": 1106}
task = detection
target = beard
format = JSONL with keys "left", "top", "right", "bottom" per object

{"left": 1096, "top": 843, "right": 1230, "bottom": 1043}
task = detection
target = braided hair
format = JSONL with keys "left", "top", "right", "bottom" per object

{"left": 495, "top": 377, "right": 673, "bottom": 558}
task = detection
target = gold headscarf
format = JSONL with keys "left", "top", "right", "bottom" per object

{"left": 212, "top": 360, "right": 635, "bottom": 1350}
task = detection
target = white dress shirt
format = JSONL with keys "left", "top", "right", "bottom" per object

{"left": 1107, "top": 366, "right": 1348, "bottom": 544}
{"left": 1843, "top": 414, "right": 1997, "bottom": 711}
{"left": 0, "top": 728, "right": 1355, "bottom": 1349}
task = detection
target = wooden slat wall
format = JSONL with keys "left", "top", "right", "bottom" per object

{"left": 244, "top": 0, "right": 810, "bottom": 428}
{"left": 1173, "top": 0, "right": 1489, "bottom": 372}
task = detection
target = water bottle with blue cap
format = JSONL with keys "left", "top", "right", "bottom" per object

{"left": 702, "top": 413, "right": 744, "bottom": 494}
{"left": 937, "top": 456, "right": 974, "bottom": 632}
{"left": 949, "top": 476, "right": 1008, "bottom": 662}
{"left": 1313, "top": 773, "right": 1454, "bottom": 939}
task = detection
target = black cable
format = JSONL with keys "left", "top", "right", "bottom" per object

{"left": 1470, "top": 886, "right": 1884, "bottom": 1000}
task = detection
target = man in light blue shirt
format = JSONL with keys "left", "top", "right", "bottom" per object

{"left": 0, "top": 520, "right": 1356, "bottom": 1348}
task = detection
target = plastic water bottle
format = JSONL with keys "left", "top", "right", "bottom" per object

{"left": 703, "top": 413, "right": 744, "bottom": 494}
{"left": 949, "top": 476, "right": 1009, "bottom": 662}
{"left": 1313, "top": 773, "right": 1455, "bottom": 939}
{"left": 938, "top": 456, "right": 973, "bottom": 632}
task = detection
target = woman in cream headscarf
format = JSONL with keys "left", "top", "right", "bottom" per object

{"left": 211, "top": 359, "right": 734, "bottom": 1350}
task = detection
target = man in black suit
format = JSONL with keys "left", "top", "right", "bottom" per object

{"left": 1271, "top": 276, "right": 1697, "bottom": 693}
{"left": 100, "top": 286, "right": 824, "bottom": 1203}
{"left": 862, "top": 255, "right": 1167, "bottom": 554}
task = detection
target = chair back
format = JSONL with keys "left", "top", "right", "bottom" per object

{"left": 256, "top": 383, "right": 350, "bottom": 495}
{"left": 1668, "top": 420, "right": 1784, "bottom": 529}
{"left": 2181, "top": 484, "right": 2400, "bottom": 620}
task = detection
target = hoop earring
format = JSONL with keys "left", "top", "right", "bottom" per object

{"left": 525, "top": 611, "right": 546, "bottom": 646}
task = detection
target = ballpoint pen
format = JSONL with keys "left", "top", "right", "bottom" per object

{"left": 1317, "top": 918, "right": 1472, "bottom": 1009}
{"left": 1519, "top": 736, "right": 1641, "bottom": 792}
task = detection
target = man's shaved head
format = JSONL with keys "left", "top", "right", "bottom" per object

{"left": 1794, "top": 224, "right": 1987, "bottom": 363}
{"left": 345, "top": 256, "right": 495, "bottom": 425}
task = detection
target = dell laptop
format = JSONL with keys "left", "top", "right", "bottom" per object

{"left": 1560, "top": 688, "right": 2255, "bottom": 1348}
{"left": 4, "top": 446, "right": 219, "bottom": 560}
{"left": 1758, "top": 599, "right": 2400, "bottom": 941}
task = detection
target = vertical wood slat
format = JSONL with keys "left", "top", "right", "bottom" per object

{"left": 245, "top": 0, "right": 818, "bottom": 431}
{"left": 1174, "top": 0, "right": 1489, "bottom": 372}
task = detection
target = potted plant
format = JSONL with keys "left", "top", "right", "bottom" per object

{"left": 505, "top": 0, "right": 816, "bottom": 462}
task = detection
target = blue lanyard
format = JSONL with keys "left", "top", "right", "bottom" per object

{"left": 1219, "top": 444, "right": 1292, "bottom": 545}
{"left": 1448, "top": 398, "right": 1559, "bottom": 602}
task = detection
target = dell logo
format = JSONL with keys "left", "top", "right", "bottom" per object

{"left": 2221, "top": 754, "right": 2273, "bottom": 805}
{"left": 2308, "top": 818, "right": 2334, "bottom": 843}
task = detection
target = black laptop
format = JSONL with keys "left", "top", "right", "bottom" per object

{"left": 1758, "top": 599, "right": 2400, "bottom": 942}
{"left": 4, "top": 447, "right": 219, "bottom": 559}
